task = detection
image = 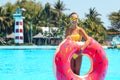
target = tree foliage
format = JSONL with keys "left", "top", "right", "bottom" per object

{"left": 83, "top": 8, "right": 106, "bottom": 43}
{"left": 0, "top": 1, "right": 114, "bottom": 45}
{"left": 108, "top": 10, "right": 120, "bottom": 31}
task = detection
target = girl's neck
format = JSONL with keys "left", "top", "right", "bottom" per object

{"left": 71, "top": 25, "right": 77, "bottom": 29}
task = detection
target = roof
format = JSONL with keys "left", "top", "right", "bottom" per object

{"left": 6, "top": 32, "right": 14, "bottom": 38}
{"left": 107, "top": 31, "right": 120, "bottom": 35}
{"left": 33, "top": 33, "right": 47, "bottom": 38}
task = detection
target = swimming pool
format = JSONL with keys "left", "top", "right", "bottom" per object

{"left": 0, "top": 46, "right": 119, "bottom": 80}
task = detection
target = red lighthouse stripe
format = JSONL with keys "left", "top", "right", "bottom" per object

{"left": 20, "top": 36, "right": 23, "bottom": 39}
{"left": 20, "top": 22, "right": 23, "bottom": 25}
{"left": 20, "top": 29, "right": 23, "bottom": 33}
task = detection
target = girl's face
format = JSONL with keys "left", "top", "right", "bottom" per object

{"left": 70, "top": 14, "right": 78, "bottom": 26}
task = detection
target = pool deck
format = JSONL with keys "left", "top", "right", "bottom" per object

{"left": 0, "top": 45, "right": 111, "bottom": 50}
{"left": 0, "top": 46, "right": 58, "bottom": 50}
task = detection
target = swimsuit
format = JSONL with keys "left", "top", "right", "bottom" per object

{"left": 70, "top": 34, "right": 82, "bottom": 42}
{"left": 70, "top": 34, "right": 82, "bottom": 59}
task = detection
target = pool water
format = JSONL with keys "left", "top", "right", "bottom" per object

{"left": 105, "top": 49, "right": 120, "bottom": 80}
{"left": 0, "top": 49, "right": 55, "bottom": 80}
{"left": 0, "top": 48, "right": 120, "bottom": 80}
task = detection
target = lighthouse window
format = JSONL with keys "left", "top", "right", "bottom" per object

{"left": 20, "top": 22, "right": 23, "bottom": 25}
{"left": 16, "top": 22, "right": 19, "bottom": 25}
{"left": 15, "top": 36, "right": 19, "bottom": 39}
{"left": 20, "top": 36, "right": 23, "bottom": 39}
{"left": 20, "top": 29, "right": 23, "bottom": 33}
{"left": 16, "top": 29, "right": 19, "bottom": 32}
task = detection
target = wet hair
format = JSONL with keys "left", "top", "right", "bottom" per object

{"left": 69, "top": 12, "right": 78, "bottom": 17}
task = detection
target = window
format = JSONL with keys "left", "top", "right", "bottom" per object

{"left": 20, "top": 29, "right": 23, "bottom": 33}
{"left": 15, "top": 36, "right": 19, "bottom": 39}
{"left": 20, "top": 36, "right": 23, "bottom": 39}
{"left": 16, "top": 22, "right": 19, "bottom": 25}
{"left": 20, "top": 22, "right": 23, "bottom": 25}
{"left": 16, "top": 29, "right": 19, "bottom": 32}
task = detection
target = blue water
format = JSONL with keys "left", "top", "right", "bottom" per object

{"left": 0, "top": 48, "right": 120, "bottom": 80}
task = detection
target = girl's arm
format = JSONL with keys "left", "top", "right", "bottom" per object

{"left": 79, "top": 27, "right": 90, "bottom": 51}
{"left": 65, "top": 28, "right": 71, "bottom": 38}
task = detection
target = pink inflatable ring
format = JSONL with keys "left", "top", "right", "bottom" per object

{"left": 54, "top": 37, "right": 108, "bottom": 80}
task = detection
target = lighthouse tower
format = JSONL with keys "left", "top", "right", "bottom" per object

{"left": 13, "top": 8, "right": 24, "bottom": 44}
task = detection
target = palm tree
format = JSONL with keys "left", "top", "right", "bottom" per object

{"left": 0, "top": 7, "right": 6, "bottom": 33}
{"left": 37, "top": 2, "right": 54, "bottom": 44}
{"left": 54, "top": 0, "right": 66, "bottom": 11}
{"left": 85, "top": 8, "right": 103, "bottom": 24}
{"left": 84, "top": 8, "right": 106, "bottom": 43}
{"left": 53, "top": 0, "right": 69, "bottom": 39}
{"left": 85, "top": 8, "right": 103, "bottom": 33}
{"left": 53, "top": 0, "right": 68, "bottom": 26}
{"left": 5, "top": 2, "right": 17, "bottom": 34}
{"left": 109, "top": 10, "right": 120, "bottom": 30}
{"left": 0, "top": 3, "right": 14, "bottom": 36}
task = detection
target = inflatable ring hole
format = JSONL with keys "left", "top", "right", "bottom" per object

{"left": 70, "top": 54, "right": 92, "bottom": 76}
{"left": 80, "top": 54, "right": 92, "bottom": 76}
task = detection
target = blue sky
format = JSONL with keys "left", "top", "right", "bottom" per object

{"left": 0, "top": 0, "right": 120, "bottom": 29}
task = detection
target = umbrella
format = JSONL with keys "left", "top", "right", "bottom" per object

{"left": 33, "top": 33, "right": 48, "bottom": 45}
{"left": 6, "top": 32, "right": 14, "bottom": 38}
{"left": 33, "top": 33, "right": 47, "bottom": 38}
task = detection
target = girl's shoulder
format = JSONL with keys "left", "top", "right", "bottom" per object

{"left": 77, "top": 26, "right": 83, "bottom": 31}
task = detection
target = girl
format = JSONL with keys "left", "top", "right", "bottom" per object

{"left": 65, "top": 12, "right": 90, "bottom": 75}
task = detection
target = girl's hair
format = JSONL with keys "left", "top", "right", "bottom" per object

{"left": 69, "top": 12, "right": 78, "bottom": 17}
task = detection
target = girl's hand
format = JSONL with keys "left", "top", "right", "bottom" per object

{"left": 79, "top": 49, "right": 83, "bottom": 54}
{"left": 79, "top": 48, "right": 83, "bottom": 55}
{"left": 66, "top": 36, "right": 71, "bottom": 39}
